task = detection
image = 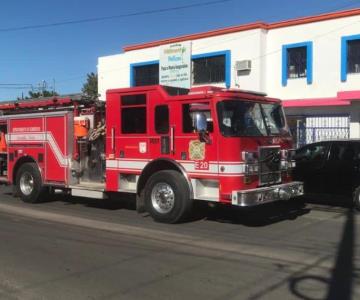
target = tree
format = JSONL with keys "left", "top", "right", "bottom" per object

{"left": 17, "top": 89, "right": 58, "bottom": 100}
{"left": 28, "top": 90, "right": 58, "bottom": 98}
{"left": 82, "top": 72, "right": 98, "bottom": 100}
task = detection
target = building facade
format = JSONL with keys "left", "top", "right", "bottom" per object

{"left": 98, "top": 8, "right": 360, "bottom": 146}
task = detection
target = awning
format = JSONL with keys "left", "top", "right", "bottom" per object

{"left": 282, "top": 90, "right": 360, "bottom": 108}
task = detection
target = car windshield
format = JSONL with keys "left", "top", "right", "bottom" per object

{"left": 217, "top": 100, "right": 289, "bottom": 137}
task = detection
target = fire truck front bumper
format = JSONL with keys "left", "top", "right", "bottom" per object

{"left": 231, "top": 182, "right": 304, "bottom": 207}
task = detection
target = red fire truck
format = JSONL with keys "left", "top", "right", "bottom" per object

{"left": 0, "top": 85, "right": 303, "bottom": 223}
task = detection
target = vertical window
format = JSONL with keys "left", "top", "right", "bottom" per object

{"left": 155, "top": 105, "right": 169, "bottom": 134}
{"left": 341, "top": 34, "right": 360, "bottom": 82}
{"left": 295, "top": 143, "right": 328, "bottom": 162}
{"left": 287, "top": 47, "right": 307, "bottom": 79}
{"left": 347, "top": 39, "right": 360, "bottom": 74}
{"left": 183, "top": 104, "right": 194, "bottom": 133}
{"left": 282, "top": 42, "right": 313, "bottom": 86}
{"left": 329, "top": 143, "right": 356, "bottom": 161}
{"left": 192, "top": 55, "right": 226, "bottom": 84}
{"left": 121, "top": 94, "right": 147, "bottom": 134}
{"left": 132, "top": 63, "right": 159, "bottom": 86}
{"left": 182, "top": 103, "right": 213, "bottom": 133}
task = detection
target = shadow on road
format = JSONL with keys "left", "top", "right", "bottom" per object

{"left": 46, "top": 192, "right": 311, "bottom": 227}
{"left": 288, "top": 208, "right": 356, "bottom": 300}
{"left": 245, "top": 207, "right": 357, "bottom": 300}
{"left": 191, "top": 199, "right": 311, "bottom": 227}
{"left": 300, "top": 194, "right": 353, "bottom": 211}
{"left": 51, "top": 192, "right": 137, "bottom": 211}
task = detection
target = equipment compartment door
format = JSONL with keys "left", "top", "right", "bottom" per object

{"left": 0, "top": 121, "right": 8, "bottom": 181}
{"left": 45, "top": 115, "right": 70, "bottom": 183}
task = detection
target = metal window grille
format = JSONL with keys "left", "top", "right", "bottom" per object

{"left": 304, "top": 116, "right": 350, "bottom": 145}
{"left": 134, "top": 64, "right": 159, "bottom": 86}
{"left": 192, "top": 55, "right": 225, "bottom": 84}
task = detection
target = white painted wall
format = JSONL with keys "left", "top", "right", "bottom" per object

{"left": 266, "top": 14, "right": 360, "bottom": 100}
{"left": 98, "top": 13, "right": 360, "bottom": 103}
{"left": 98, "top": 29, "right": 267, "bottom": 100}
{"left": 98, "top": 54, "right": 129, "bottom": 101}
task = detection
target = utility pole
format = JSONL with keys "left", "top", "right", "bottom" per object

{"left": 53, "top": 78, "right": 56, "bottom": 94}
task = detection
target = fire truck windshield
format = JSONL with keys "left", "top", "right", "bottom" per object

{"left": 217, "top": 100, "right": 289, "bottom": 137}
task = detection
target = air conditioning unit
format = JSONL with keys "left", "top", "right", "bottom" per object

{"left": 235, "top": 60, "right": 252, "bottom": 71}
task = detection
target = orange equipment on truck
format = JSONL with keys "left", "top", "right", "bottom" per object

{"left": 74, "top": 116, "right": 90, "bottom": 138}
{"left": 0, "top": 131, "right": 6, "bottom": 152}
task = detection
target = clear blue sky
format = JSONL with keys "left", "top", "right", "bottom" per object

{"left": 0, "top": 0, "right": 359, "bottom": 100}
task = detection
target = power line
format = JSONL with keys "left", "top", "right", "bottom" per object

{"left": 0, "top": 87, "right": 31, "bottom": 90}
{"left": 0, "top": 83, "right": 33, "bottom": 90}
{"left": 323, "top": 0, "right": 360, "bottom": 13}
{"left": 2, "top": 1, "right": 359, "bottom": 95}
{"left": 0, "top": 0, "right": 234, "bottom": 33}
{"left": 22, "top": 2, "right": 360, "bottom": 85}
{"left": 0, "top": 83, "right": 32, "bottom": 86}
{"left": 64, "top": 10, "right": 360, "bottom": 83}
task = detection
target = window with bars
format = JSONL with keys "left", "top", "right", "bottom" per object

{"left": 133, "top": 64, "right": 159, "bottom": 86}
{"left": 131, "top": 52, "right": 228, "bottom": 87}
{"left": 192, "top": 55, "right": 226, "bottom": 84}
{"left": 287, "top": 46, "right": 307, "bottom": 79}
{"left": 347, "top": 39, "right": 360, "bottom": 74}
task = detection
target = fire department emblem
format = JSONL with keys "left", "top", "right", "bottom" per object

{"left": 189, "top": 140, "right": 205, "bottom": 161}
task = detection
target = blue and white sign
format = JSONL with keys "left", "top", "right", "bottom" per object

{"left": 159, "top": 41, "right": 192, "bottom": 89}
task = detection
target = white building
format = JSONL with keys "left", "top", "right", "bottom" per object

{"left": 98, "top": 8, "right": 360, "bottom": 146}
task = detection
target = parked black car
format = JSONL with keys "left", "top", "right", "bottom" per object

{"left": 293, "top": 140, "right": 360, "bottom": 210}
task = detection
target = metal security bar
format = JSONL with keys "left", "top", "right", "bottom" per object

{"left": 297, "top": 116, "right": 350, "bottom": 147}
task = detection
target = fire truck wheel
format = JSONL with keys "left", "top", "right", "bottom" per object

{"left": 353, "top": 186, "right": 360, "bottom": 211}
{"left": 16, "top": 163, "right": 47, "bottom": 203}
{"left": 144, "top": 170, "right": 192, "bottom": 224}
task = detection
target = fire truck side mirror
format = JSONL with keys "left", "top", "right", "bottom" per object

{"left": 195, "top": 113, "right": 211, "bottom": 144}
{"left": 195, "top": 112, "right": 207, "bottom": 132}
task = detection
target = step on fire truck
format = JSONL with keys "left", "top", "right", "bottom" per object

{"left": 0, "top": 85, "right": 303, "bottom": 223}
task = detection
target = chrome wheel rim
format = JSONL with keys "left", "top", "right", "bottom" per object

{"left": 151, "top": 182, "right": 175, "bottom": 214}
{"left": 20, "top": 172, "right": 34, "bottom": 196}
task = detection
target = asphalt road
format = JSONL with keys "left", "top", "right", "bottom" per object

{"left": 0, "top": 185, "right": 359, "bottom": 300}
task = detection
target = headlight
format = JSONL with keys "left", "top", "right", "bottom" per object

{"left": 281, "top": 160, "right": 289, "bottom": 170}
{"left": 245, "top": 164, "right": 259, "bottom": 174}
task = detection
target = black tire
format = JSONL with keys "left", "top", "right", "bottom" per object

{"left": 353, "top": 186, "right": 360, "bottom": 211}
{"left": 16, "top": 163, "right": 47, "bottom": 203}
{"left": 144, "top": 170, "right": 192, "bottom": 223}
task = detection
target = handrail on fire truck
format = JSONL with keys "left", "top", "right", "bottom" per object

{"left": 0, "top": 94, "right": 97, "bottom": 115}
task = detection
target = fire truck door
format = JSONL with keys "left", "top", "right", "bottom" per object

{"left": 117, "top": 94, "right": 150, "bottom": 164}
{"left": 152, "top": 105, "right": 171, "bottom": 157}
{"left": 175, "top": 102, "right": 218, "bottom": 174}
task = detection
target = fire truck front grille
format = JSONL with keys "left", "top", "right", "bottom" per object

{"left": 258, "top": 146, "right": 281, "bottom": 186}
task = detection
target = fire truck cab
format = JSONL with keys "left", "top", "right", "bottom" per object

{"left": 0, "top": 85, "right": 303, "bottom": 223}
